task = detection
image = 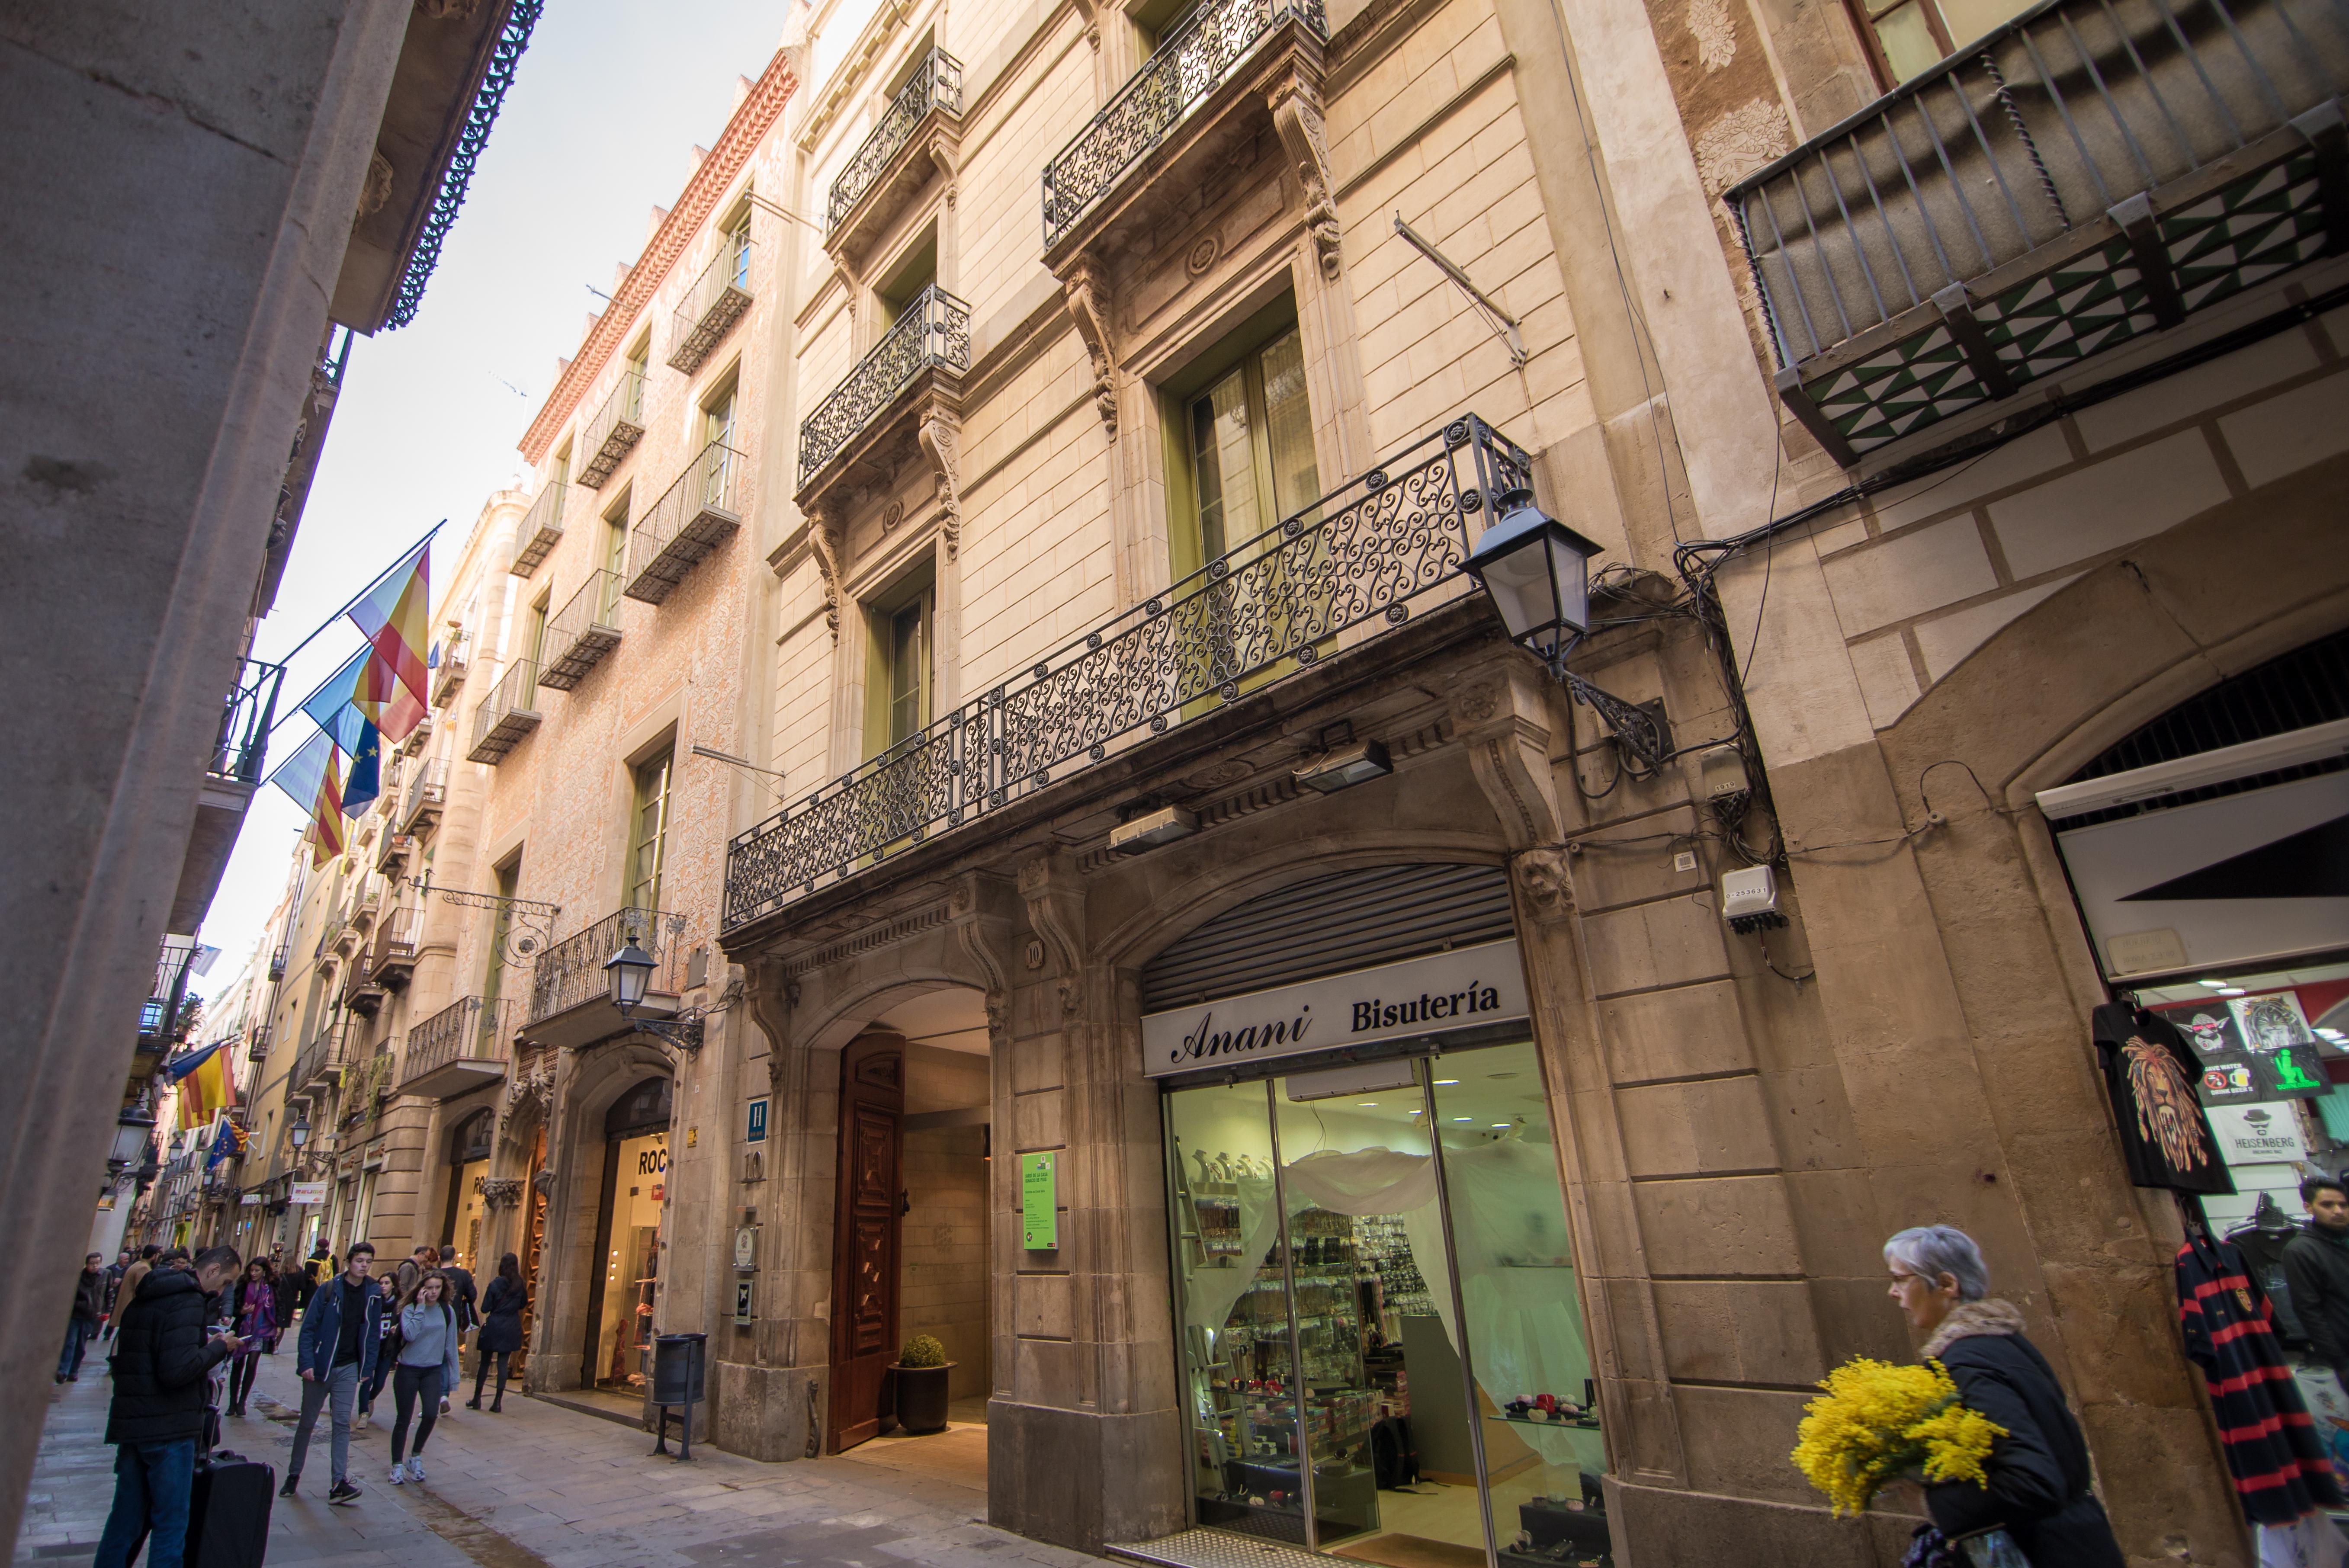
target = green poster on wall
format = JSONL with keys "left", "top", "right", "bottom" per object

{"left": 1020, "top": 1151, "right": 1058, "bottom": 1250}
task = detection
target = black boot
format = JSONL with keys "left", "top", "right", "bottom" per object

{"left": 465, "top": 1396, "right": 481, "bottom": 1409}
{"left": 490, "top": 1395, "right": 503, "bottom": 1412}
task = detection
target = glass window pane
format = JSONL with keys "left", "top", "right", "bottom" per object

{"left": 1167, "top": 1081, "right": 1309, "bottom": 1543}
{"left": 888, "top": 600, "right": 927, "bottom": 746}
{"left": 1428, "top": 1042, "right": 1612, "bottom": 1568}
{"left": 629, "top": 753, "right": 670, "bottom": 910}
{"left": 1873, "top": 1, "right": 1946, "bottom": 80}
{"left": 1935, "top": 0, "right": 2029, "bottom": 51}
{"left": 1259, "top": 330, "right": 1321, "bottom": 525}
{"left": 1191, "top": 367, "right": 1256, "bottom": 561}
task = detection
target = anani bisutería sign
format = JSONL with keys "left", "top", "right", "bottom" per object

{"left": 1141, "top": 940, "right": 1530, "bottom": 1078}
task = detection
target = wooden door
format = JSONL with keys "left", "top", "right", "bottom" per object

{"left": 514, "top": 1124, "right": 546, "bottom": 1377}
{"left": 828, "top": 1032, "right": 905, "bottom": 1452}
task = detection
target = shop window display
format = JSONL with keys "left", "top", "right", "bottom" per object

{"left": 1166, "top": 1040, "right": 1609, "bottom": 1567}
{"left": 594, "top": 1128, "right": 666, "bottom": 1391}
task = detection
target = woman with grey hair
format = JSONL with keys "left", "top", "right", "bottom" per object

{"left": 1884, "top": 1225, "right": 2124, "bottom": 1566}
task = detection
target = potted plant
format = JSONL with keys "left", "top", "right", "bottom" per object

{"left": 892, "top": 1334, "right": 956, "bottom": 1434}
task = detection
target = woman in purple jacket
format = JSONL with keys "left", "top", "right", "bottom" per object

{"left": 225, "top": 1259, "right": 278, "bottom": 1418}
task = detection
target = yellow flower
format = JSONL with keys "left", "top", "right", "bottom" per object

{"left": 1789, "top": 1357, "right": 2007, "bottom": 1516}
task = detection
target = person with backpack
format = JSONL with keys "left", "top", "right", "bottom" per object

{"left": 467, "top": 1253, "right": 525, "bottom": 1412}
{"left": 224, "top": 1260, "right": 278, "bottom": 1417}
{"left": 286, "top": 1241, "right": 382, "bottom": 1504}
{"left": 60, "top": 1253, "right": 109, "bottom": 1383}
{"left": 386, "top": 1270, "right": 462, "bottom": 1484}
{"left": 92, "top": 1245, "right": 242, "bottom": 1568}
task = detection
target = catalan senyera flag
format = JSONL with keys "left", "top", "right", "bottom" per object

{"left": 166, "top": 1042, "right": 232, "bottom": 1131}
{"left": 349, "top": 540, "right": 432, "bottom": 712}
{"left": 265, "top": 729, "right": 347, "bottom": 866}
{"left": 306, "top": 643, "right": 423, "bottom": 752}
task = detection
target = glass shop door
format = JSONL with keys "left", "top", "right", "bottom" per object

{"left": 1165, "top": 1039, "right": 1613, "bottom": 1567}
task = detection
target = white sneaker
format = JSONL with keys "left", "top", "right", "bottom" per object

{"left": 407, "top": 1456, "right": 426, "bottom": 1484}
{"left": 388, "top": 1460, "right": 407, "bottom": 1485}
{"left": 355, "top": 1411, "right": 369, "bottom": 1431}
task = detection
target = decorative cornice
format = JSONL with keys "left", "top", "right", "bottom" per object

{"left": 519, "top": 50, "right": 800, "bottom": 463}
{"left": 779, "top": 900, "right": 953, "bottom": 978}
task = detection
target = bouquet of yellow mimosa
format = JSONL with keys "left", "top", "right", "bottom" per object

{"left": 1791, "top": 1357, "right": 2007, "bottom": 1516}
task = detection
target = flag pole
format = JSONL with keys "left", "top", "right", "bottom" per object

{"left": 262, "top": 518, "right": 446, "bottom": 669}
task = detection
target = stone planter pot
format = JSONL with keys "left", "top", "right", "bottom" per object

{"left": 892, "top": 1361, "right": 956, "bottom": 1434}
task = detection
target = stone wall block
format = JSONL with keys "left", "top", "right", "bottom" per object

{"left": 1803, "top": 1273, "right": 1914, "bottom": 1367}
{"left": 1671, "top": 1384, "right": 1816, "bottom": 1504}
{"left": 1013, "top": 1084, "right": 1065, "bottom": 1151}
{"left": 1566, "top": 805, "right": 1708, "bottom": 911}
{"left": 1631, "top": 1173, "right": 1802, "bottom": 1277}
{"left": 2078, "top": 1401, "right": 2254, "bottom": 1568}
{"left": 1581, "top": 897, "right": 1733, "bottom": 997}
{"left": 2038, "top": 1259, "right": 2204, "bottom": 1408}
{"left": 1598, "top": 978, "right": 1755, "bottom": 1084}
{"left": 1650, "top": 1279, "right": 1826, "bottom": 1386}
{"left": 1014, "top": 1269, "right": 1074, "bottom": 1339}
{"left": 1614, "top": 1074, "right": 1778, "bottom": 1178}
{"left": 1605, "top": 1480, "right": 1884, "bottom": 1568}
{"left": 1752, "top": 1065, "right": 1866, "bottom": 1171}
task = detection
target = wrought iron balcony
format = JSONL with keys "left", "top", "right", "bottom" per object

{"left": 668, "top": 239, "right": 754, "bottom": 375}
{"left": 512, "top": 481, "right": 566, "bottom": 576}
{"left": 246, "top": 1024, "right": 272, "bottom": 1065}
{"left": 726, "top": 414, "right": 1532, "bottom": 931}
{"left": 401, "top": 757, "right": 449, "bottom": 833}
{"left": 1042, "top": 0, "right": 1326, "bottom": 250}
{"left": 468, "top": 659, "right": 542, "bottom": 763}
{"left": 536, "top": 570, "right": 623, "bottom": 690}
{"left": 798, "top": 285, "right": 972, "bottom": 492}
{"left": 266, "top": 943, "right": 289, "bottom": 982}
{"left": 343, "top": 950, "right": 387, "bottom": 1017}
{"left": 371, "top": 905, "right": 419, "bottom": 989}
{"left": 524, "top": 905, "right": 689, "bottom": 1049}
{"left": 376, "top": 831, "right": 417, "bottom": 879}
{"left": 431, "top": 631, "right": 469, "bottom": 708}
{"left": 578, "top": 367, "right": 648, "bottom": 488}
{"left": 398, "top": 995, "right": 511, "bottom": 1098}
{"left": 626, "top": 440, "right": 744, "bottom": 605}
{"left": 290, "top": 1021, "right": 349, "bottom": 1097}
{"left": 1726, "top": 0, "right": 2348, "bottom": 466}
{"left": 828, "top": 48, "right": 965, "bottom": 244}
{"left": 141, "top": 936, "right": 200, "bottom": 1044}
{"left": 208, "top": 657, "right": 286, "bottom": 788}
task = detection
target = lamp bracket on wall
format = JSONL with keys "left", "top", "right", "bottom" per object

{"left": 429, "top": 882, "right": 562, "bottom": 965}
{"left": 622, "top": 1007, "right": 706, "bottom": 1055}
{"left": 1393, "top": 213, "right": 1527, "bottom": 368}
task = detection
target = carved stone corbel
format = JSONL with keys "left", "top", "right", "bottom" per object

{"left": 950, "top": 872, "right": 1017, "bottom": 1047}
{"left": 807, "top": 500, "right": 850, "bottom": 641}
{"left": 1063, "top": 256, "right": 1118, "bottom": 438}
{"left": 916, "top": 410, "right": 965, "bottom": 559}
{"left": 1448, "top": 665, "right": 1563, "bottom": 850}
{"left": 1511, "top": 847, "right": 1576, "bottom": 924}
{"left": 479, "top": 1177, "right": 524, "bottom": 1211}
{"left": 1267, "top": 70, "right": 1340, "bottom": 281}
{"left": 1070, "top": 0, "right": 1102, "bottom": 48}
{"left": 744, "top": 956, "right": 797, "bottom": 1090}
{"left": 1017, "top": 854, "right": 1087, "bottom": 1015}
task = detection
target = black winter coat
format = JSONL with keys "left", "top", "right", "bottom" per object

{"left": 477, "top": 1275, "right": 526, "bottom": 1354}
{"left": 71, "top": 1268, "right": 109, "bottom": 1324}
{"left": 1921, "top": 1300, "right": 2125, "bottom": 1568}
{"left": 2283, "top": 1223, "right": 2349, "bottom": 1378}
{"left": 105, "top": 1268, "right": 229, "bottom": 1446}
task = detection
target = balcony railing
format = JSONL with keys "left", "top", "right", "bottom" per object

{"left": 536, "top": 570, "right": 623, "bottom": 690}
{"left": 401, "top": 757, "right": 449, "bottom": 833}
{"left": 398, "top": 996, "right": 512, "bottom": 1095}
{"left": 468, "top": 660, "right": 542, "bottom": 763}
{"left": 266, "top": 943, "right": 289, "bottom": 982}
{"left": 141, "top": 937, "right": 200, "bottom": 1042}
{"left": 512, "top": 481, "right": 566, "bottom": 576}
{"left": 798, "top": 285, "right": 972, "bottom": 488}
{"left": 376, "top": 831, "right": 417, "bottom": 878}
{"left": 209, "top": 657, "right": 288, "bottom": 786}
{"left": 625, "top": 440, "right": 744, "bottom": 605}
{"left": 371, "top": 905, "right": 419, "bottom": 987}
{"left": 829, "top": 48, "right": 966, "bottom": 234}
{"left": 1042, "top": 0, "right": 1325, "bottom": 248}
{"left": 527, "top": 906, "right": 686, "bottom": 1026}
{"left": 578, "top": 367, "right": 648, "bottom": 488}
{"left": 245, "top": 1024, "right": 272, "bottom": 1065}
{"left": 1726, "top": 0, "right": 2348, "bottom": 463}
{"left": 668, "top": 239, "right": 755, "bottom": 375}
{"left": 431, "top": 632, "right": 469, "bottom": 708}
{"left": 290, "top": 1021, "right": 349, "bottom": 1096}
{"left": 728, "top": 414, "right": 1531, "bottom": 930}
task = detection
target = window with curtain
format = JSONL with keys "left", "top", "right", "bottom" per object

{"left": 728, "top": 214, "right": 752, "bottom": 291}
{"left": 601, "top": 497, "right": 629, "bottom": 619}
{"left": 526, "top": 593, "right": 549, "bottom": 667}
{"left": 624, "top": 341, "right": 648, "bottom": 422}
{"left": 1849, "top": 0, "right": 2032, "bottom": 83}
{"left": 629, "top": 748, "right": 674, "bottom": 912}
{"left": 884, "top": 588, "right": 932, "bottom": 751}
{"left": 482, "top": 858, "right": 519, "bottom": 1026}
{"left": 1187, "top": 327, "right": 1319, "bottom": 562}
{"left": 703, "top": 387, "right": 738, "bottom": 507}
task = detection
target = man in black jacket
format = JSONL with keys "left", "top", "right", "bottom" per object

{"left": 2283, "top": 1175, "right": 2349, "bottom": 1391}
{"left": 59, "top": 1253, "right": 109, "bottom": 1383}
{"left": 92, "top": 1245, "right": 241, "bottom": 1568}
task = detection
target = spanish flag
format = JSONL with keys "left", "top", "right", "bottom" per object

{"left": 166, "top": 1041, "right": 233, "bottom": 1131}
{"left": 349, "top": 541, "right": 432, "bottom": 712}
{"left": 264, "top": 729, "right": 346, "bottom": 867}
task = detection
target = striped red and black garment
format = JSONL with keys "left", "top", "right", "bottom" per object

{"left": 2177, "top": 1231, "right": 2346, "bottom": 1525}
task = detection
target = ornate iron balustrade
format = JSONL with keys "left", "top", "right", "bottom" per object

{"left": 626, "top": 439, "right": 745, "bottom": 605}
{"left": 141, "top": 937, "right": 200, "bottom": 1041}
{"left": 468, "top": 659, "right": 542, "bottom": 763}
{"left": 401, "top": 757, "right": 449, "bottom": 832}
{"left": 536, "top": 570, "right": 623, "bottom": 690}
{"left": 512, "top": 480, "right": 566, "bottom": 575}
{"left": 728, "top": 414, "right": 1531, "bottom": 930}
{"left": 290, "top": 1020, "right": 349, "bottom": 1095}
{"left": 798, "top": 285, "right": 972, "bottom": 488}
{"left": 578, "top": 367, "right": 647, "bottom": 488}
{"left": 526, "top": 906, "right": 686, "bottom": 1025}
{"left": 1725, "top": 0, "right": 2348, "bottom": 462}
{"left": 246, "top": 1024, "right": 272, "bottom": 1065}
{"left": 267, "top": 943, "right": 289, "bottom": 982}
{"left": 1042, "top": 0, "right": 1325, "bottom": 248}
{"left": 828, "top": 48, "right": 966, "bottom": 233}
{"left": 432, "top": 631, "right": 470, "bottom": 707}
{"left": 209, "top": 657, "right": 286, "bottom": 786}
{"left": 398, "top": 996, "right": 507, "bottom": 1090}
{"left": 668, "top": 238, "right": 755, "bottom": 374}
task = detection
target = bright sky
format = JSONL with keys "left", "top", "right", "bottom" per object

{"left": 192, "top": 0, "right": 792, "bottom": 1007}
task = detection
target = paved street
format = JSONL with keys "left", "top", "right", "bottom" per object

{"left": 15, "top": 1352, "right": 1098, "bottom": 1568}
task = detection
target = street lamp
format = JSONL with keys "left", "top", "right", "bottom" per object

{"left": 110, "top": 1108, "right": 157, "bottom": 1174}
{"left": 287, "top": 1113, "right": 310, "bottom": 1151}
{"left": 1460, "top": 488, "right": 1672, "bottom": 769}
{"left": 605, "top": 936, "right": 703, "bottom": 1051}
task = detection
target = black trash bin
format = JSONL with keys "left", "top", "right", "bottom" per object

{"left": 651, "top": 1333, "right": 707, "bottom": 1457}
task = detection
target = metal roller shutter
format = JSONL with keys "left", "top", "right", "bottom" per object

{"left": 1138, "top": 862, "right": 1514, "bottom": 1013}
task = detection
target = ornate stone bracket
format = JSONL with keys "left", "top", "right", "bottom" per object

{"left": 808, "top": 500, "right": 850, "bottom": 641}
{"left": 1062, "top": 256, "right": 1118, "bottom": 438}
{"left": 951, "top": 872, "right": 1017, "bottom": 1046}
{"left": 1069, "top": 0, "right": 1102, "bottom": 49}
{"left": 1018, "top": 853, "right": 1087, "bottom": 1015}
{"left": 1511, "top": 847, "right": 1576, "bottom": 923}
{"left": 498, "top": 1051, "right": 555, "bottom": 1146}
{"left": 915, "top": 409, "right": 965, "bottom": 559}
{"left": 529, "top": 1167, "right": 557, "bottom": 1196}
{"left": 479, "top": 1177, "right": 525, "bottom": 1211}
{"left": 744, "top": 956, "right": 799, "bottom": 1090}
{"left": 1268, "top": 68, "right": 1340, "bottom": 281}
{"left": 1448, "top": 665, "right": 1563, "bottom": 850}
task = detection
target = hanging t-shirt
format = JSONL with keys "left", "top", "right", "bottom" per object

{"left": 2093, "top": 1004, "right": 2236, "bottom": 1196}
{"left": 2176, "top": 1231, "right": 2345, "bottom": 1526}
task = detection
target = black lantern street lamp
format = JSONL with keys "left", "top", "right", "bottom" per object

{"left": 1461, "top": 487, "right": 1672, "bottom": 769}
{"left": 109, "top": 1107, "right": 157, "bottom": 1174}
{"left": 605, "top": 934, "right": 704, "bottom": 1051}
{"left": 287, "top": 1113, "right": 311, "bottom": 1150}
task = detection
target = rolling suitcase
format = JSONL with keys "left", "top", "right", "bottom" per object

{"left": 186, "top": 1447, "right": 273, "bottom": 1568}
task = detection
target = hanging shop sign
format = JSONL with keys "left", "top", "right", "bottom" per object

{"left": 1139, "top": 939, "right": 1528, "bottom": 1078}
{"left": 1020, "top": 1151, "right": 1058, "bottom": 1250}
{"left": 2208, "top": 1103, "right": 2312, "bottom": 1164}
{"left": 289, "top": 1181, "right": 328, "bottom": 1206}
{"left": 2041, "top": 728, "right": 2349, "bottom": 983}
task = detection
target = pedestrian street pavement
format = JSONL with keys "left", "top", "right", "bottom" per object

{"left": 16, "top": 1351, "right": 1104, "bottom": 1568}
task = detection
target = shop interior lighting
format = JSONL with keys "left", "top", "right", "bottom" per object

{"left": 2199, "top": 979, "right": 2230, "bottom": 989}
{"left": 1453, "top": 1116, "right": 1473, "bottom": 1122}
{"left": 1434, "top": 1077, "right": 1460, "bottom": 1084}
{"left": 2221, "top": 987, "right": 2247, "bottom": 995}
{"left": 1295, "top": 739, "right": 1393, "bottom": 794}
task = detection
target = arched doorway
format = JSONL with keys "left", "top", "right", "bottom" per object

{"left": 583, "top": 1074, "right": 672, "bottom": 1398}
{"left": 439, "top": 1108, "right": 494, "bottom": 1270}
